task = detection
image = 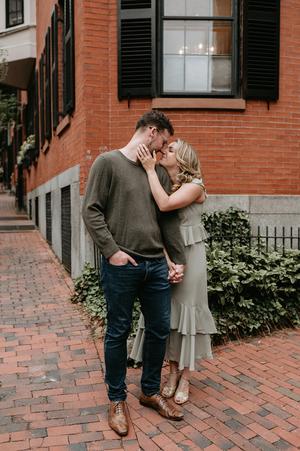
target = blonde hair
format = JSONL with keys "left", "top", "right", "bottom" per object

{"left": 172, "top": 139, "right": 203, "bottom": 192}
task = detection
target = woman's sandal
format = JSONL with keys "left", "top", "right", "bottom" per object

{"left": 174, "top": 376, "right": 189, "bottom": 404}
{"left": 161, "top": 371, "right": 181, "bottom": 398}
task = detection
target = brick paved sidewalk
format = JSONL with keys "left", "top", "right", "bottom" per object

{"left": 1, "top": 228, "right": 300, "bottom": 450}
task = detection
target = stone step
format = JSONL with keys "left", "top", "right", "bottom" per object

{"left": 0, "top": 220, "right": 36, "bottom": 231}
{"left": 0, "top": 215, "right": 29, "bottom": 221}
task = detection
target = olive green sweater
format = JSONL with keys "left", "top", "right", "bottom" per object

{"left": 82, "top": 150, "right": 186, "bottom": 264}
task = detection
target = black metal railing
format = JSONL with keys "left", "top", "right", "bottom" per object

{"left": 207, "top": 226, "right": 300, "bottom": 255}
{"left": 93, "top": 226, "right": 300, "bottom": 270}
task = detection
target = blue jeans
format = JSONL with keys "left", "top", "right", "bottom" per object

{"left": 101, "top": 255, "right": 171, "bottom": 401}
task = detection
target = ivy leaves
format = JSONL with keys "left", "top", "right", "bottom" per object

{"left": 207, "top": 244, "right": 300, "bottom": 344}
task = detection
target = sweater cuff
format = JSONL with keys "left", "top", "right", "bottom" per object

{"left": 101, "top": 241, "right": 120, "bottom": 259}
{"left": 171, "top": 254, "right": 187, "bottom": 265}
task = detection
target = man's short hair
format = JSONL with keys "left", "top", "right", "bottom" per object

{"left": 135, "top": 110, "right": 174, "bottom": 136}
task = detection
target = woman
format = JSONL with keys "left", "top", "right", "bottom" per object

{"left": 130, "top": 139, "right": 217, "bottom": 404}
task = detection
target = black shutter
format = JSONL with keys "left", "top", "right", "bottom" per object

{"left": 34, "top": 69, "right": 40, "bottom": 159}
{"left": 243, "top": 0, "right": 280, "bottom": 101}
{"left": 61, "top": 185, "right": 71, "bottom": 273}
{"left": 46, "top": 192, "right": 52, "bottom": 245}
{"left": 26, "top": 73, "right": 35, "bottom": 137}
{"left": 118, "top": 0, "right": 156, "bottom": 100}
{"left": 39, "top": 54, "right": 45, "bottom": 147}
{"left": 51, "top": 5, "right": 59, "bottom": 129}
{"left": 29, "top": 199, "right": 32, "bottom": 220}
{"left": 35, "top": 196, "right": 39, "bottom": 228}
{"left": 45, "top": 28, "right": 52, "bottom": 140}
{"left": 63, "top": 0, "right": 75, "bottom": 114}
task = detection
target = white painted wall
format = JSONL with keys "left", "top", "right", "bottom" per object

{"left": 203, "top": 195, "right": 300, "bottom": 232}
{"left": 0, "top": 0, "right": 36, "bottom": 62}
{"left": 203, "top": 195, "right": 300, "bottom": 250}
{"left": 0, "top": 0, "right": 36, "bottom": 32}
{"left": 27, "top": 165, "right": 95, "bottom": 279}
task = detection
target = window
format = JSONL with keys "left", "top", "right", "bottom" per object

{"left": 6, "top": 0, "right": 24, "bottom": 28}
{"left": 118, "top": 0, "right": 280, "bottom": 102}
{"left": 162, "top": 0, "right": 236, "bottom": 95}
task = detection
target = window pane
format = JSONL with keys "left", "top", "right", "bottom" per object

{"left": 211, "top": 21, "right": 232, "bottom": 56}
{"left": 212, "top": 0, "right": 232, "bottom": 17}
{"left": 185, "top": 21, "right": 209, "bottom": 55}
{"left": 163, "top": 21, "right": 184, "bottom": 55}
{"left": 185, "top": 56, "right": 209, "bottom": 91}
{"left": 162, "top": 15, "right": 234, "bottom": 94}
{"left": 8, "top": 0, "right": 23, "bottom": 26}
{"left": 164, "top": 0, "right": 232, "bottom": 17}
{"left": 211, "top": 56, "right": 231, "bottom": 91}
{"left": 164, "top": 0, "right": 185, "bottom": 16}
{"left": 186, "top": 0, "right": 211, "bottom": 16}
{"left": 163, "top": 55, "right": 184, "bottom": 92}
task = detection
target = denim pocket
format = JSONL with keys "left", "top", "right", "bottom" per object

{"left": 108, "top": 261, "right": 130, "bottom": 267}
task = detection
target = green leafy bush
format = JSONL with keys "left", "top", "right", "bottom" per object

{"left": 207, "top": 244, "right": 300, "bottom": 344}
{"left": 202, "top": 207, "right": 251, "bottom": 247}
{"left": 71, "top": 263, "right": 106, "bottom": 322}
{"left": 72, "top": 209, "right": 300, "bottom": 345}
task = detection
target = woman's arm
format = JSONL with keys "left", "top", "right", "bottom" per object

{"left": 137, "top": 145, "right": 204, "bottom": 211}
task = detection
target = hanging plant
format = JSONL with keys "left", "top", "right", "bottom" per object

{"left": 17, "top": 134, "right": 35, "bottom": 166}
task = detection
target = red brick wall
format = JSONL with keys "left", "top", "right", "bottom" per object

{"left": 104, "top": 0, "right": 300, "bottom": 196}
{"left": 26, "top": 0, "right": 93, "bottom": 194}
{"left": 27, "top": 0, "right": 300, "bottom": 196}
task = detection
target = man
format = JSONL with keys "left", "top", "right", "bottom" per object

{"left": 82, "top": 110, "right": 186, "bottom": 436}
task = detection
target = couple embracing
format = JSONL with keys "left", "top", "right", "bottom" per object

{"left": 82, "top": 110, "right": 216, "bottom": 436}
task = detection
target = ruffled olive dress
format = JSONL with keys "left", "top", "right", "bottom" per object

{"left": 130, "top": 180, "right": 217, "bottom": 370}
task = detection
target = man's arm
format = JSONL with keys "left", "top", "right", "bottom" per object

{"left": 82, "top": 155, "right": 119, "bottom": 258}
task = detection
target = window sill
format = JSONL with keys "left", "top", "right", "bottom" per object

{"left": 56, "top": 115, "right": 71, "bottom": 136}
{"left": 1, "top": 24, "right": 34, "bottom": 36}
{"left": 152, "top": 98, "right": 246, "bottom": 110}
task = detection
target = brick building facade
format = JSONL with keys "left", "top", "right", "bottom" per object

{"left": 3, "top": 0, "right": 300, "bottom": 276}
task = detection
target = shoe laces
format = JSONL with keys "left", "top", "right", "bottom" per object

{"left": 114, "top": 401, "right": 124, "bottom": 415}
{"left": 156, "top": 393, "right": 180, "bottom": 415}
{"left": 156, "top": 394, "right": 169, "bottom": 409}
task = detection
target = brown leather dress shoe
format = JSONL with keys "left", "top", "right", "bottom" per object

{"left": 108, "top": 401, "right": 129, "bottom": 436}
{"left": 140, "top": 393, "right": 184, "bottom": 421}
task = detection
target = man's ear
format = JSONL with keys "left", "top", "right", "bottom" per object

{"left": 146, "top": 126, "right": 156, "bottom": 145}
{"left": 148, "top": 126, "right": 157, "bottom": 138}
